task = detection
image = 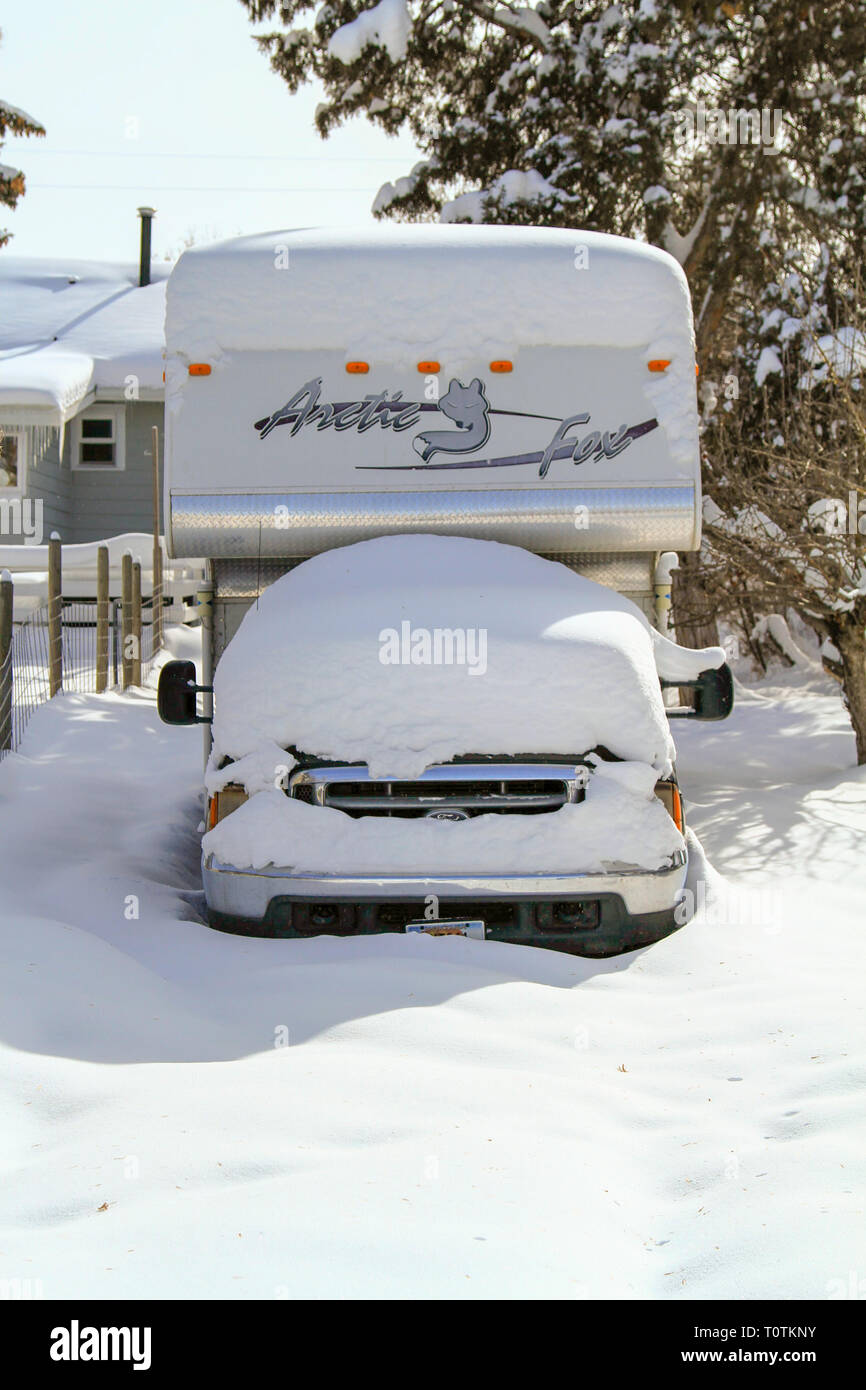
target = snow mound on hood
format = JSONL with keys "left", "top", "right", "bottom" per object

{"left": 212, "top": 536, "right": 689, "bottom": 779}
{"left": 203, "top": 759, "right": 684, "bottom": 875}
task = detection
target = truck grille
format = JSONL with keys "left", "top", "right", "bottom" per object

{"left": 289, "top": 763, "right": 588, "bottom": 818}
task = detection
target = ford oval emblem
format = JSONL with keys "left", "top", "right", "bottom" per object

{"left": 424, "top": 808, "right": 470, "bottom": 821}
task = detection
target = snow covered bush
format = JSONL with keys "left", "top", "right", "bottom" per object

{"left": 700, "top": 246, "right": 866, "bottom": 761}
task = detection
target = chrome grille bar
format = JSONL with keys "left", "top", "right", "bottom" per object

{"left": 290, "top": 762, "right": 589, "bottom": 817}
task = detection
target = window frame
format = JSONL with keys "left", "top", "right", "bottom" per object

{"left": 0, "top": 426, "right": 28, "bottom": 496}
{"left": 71, "top": 405, "right": 127, "bottom": 471}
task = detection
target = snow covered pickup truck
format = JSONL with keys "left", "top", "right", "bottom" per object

{"left": 157, "top": 224, "right": 732, "bottom": 955}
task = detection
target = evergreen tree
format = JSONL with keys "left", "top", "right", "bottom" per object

{"left": 0, "top": 28, "right": 45, "bottom": 249}
{"left": 240, "top": 1, "right": 864, "bottom": 351}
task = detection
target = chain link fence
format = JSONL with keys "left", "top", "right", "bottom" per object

{"left": 0, "top": 592, "right": 162, "bottom": 761}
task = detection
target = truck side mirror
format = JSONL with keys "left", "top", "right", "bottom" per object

{"left": 692, "top": 663, "right": 734, "bottom": 720}
{"left": 157, "top": 659, "right": 210, "bottom": 725}
{"left": 665, "top": 663, "right": 734, "bottom": 721}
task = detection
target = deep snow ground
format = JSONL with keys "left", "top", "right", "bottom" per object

{"left": 0, "top": 640, "right": 863, "bottom": 1300}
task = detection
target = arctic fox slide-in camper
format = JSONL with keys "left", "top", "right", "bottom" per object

{"left": 157, "top": 226, "right": 732, "bottom": 956}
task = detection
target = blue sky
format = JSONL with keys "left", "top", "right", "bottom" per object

{"left": 0, "top": 0, "right": 420, "bottom": 262}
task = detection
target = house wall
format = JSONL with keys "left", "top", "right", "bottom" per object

{"left": 2, "top": 402, "right": 165, "bottom": 546}
{"left": 29, "top": 429, "right": 71, "bottom": 538}
{"left": 0, "top": 428, "right": 70, "bottom": 545}
{"left": 65, "top": 402, "right": 165, "bottom": 544}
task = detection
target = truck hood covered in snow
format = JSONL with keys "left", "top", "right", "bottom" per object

{"left": 211, "top": 535, "right": 724, "bottom": 780}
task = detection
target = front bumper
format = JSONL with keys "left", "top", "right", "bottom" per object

{"left": 202, "top": 852, "right": 688, "bottom": 956}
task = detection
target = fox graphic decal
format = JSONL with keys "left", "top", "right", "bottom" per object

{"left": 411, "top": 379, "right": 491, "bottom": 462}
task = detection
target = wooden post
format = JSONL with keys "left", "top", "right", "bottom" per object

{"left": 96, "top": 545, "right": 109, "bottom": 693}
{"left": 0, "top": 569, "right": 12, "bottom": 750}
{"left": 121, "top": 551, "right": 133, "bottom": 690}
{"left": 151, "top": 424, "right": 163, "bottom": 653}
{"left": 132, "top": 559, "right": 142, "bottom": 687}
{"left": 48, "top": 533, "right": 62, "bottom": 697}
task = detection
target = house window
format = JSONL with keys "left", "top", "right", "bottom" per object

{"left": 0, "top": 429, "right": 25, "bottom": 491}
{"left": 72, "top": 407, "right": 126, "bottom": 469}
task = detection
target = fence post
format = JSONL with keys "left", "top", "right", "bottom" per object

{"left": 121, "top": 551, "right": 133, "bottom": 690}
{"left": 96, "top": 545, "right": 109, "bottom": 693}
{"left": 48, "top": 532, "right": 62, "bottom": 697}
{"left": 0, "top": 570, "right": 12, "bottom": 750}
{"left": 132, "top": 559, "right": 142, "bottom": 687}
{"left": 151, "top": 423, "right": 163, "bottom": 654}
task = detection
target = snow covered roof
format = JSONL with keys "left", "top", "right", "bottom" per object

{"left": 0, "top": 258, "right": 167, "bottom": 427}
{"left": 166, "top": 223, "right": 694, "bottom": 369}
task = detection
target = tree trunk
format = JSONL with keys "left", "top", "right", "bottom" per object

{"left": 671, "top": 549, "right": 721, "bottom": 649}
{"left": 833, "top": 613, "right": 866, "bottom": 765}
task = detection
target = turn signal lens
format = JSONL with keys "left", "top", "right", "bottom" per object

{"left": 207, "top": 785, "right": 248, "bottom": 829}
{"left": 655, "top": 780, "right": 684, "bottom": 832}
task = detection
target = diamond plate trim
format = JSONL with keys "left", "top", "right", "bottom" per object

{"left": 170, "top": 486, "right": 697, "bottom": 559}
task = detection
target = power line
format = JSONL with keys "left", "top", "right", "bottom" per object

{"left": 19, "top": 148, "right": 409, "bottom": 163}
{"left": 30, "top": 184, "right": 380, "bottom": 193}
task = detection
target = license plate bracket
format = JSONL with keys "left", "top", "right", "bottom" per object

{"left": 405, "top": 919, "right": 485, "bottom": 940}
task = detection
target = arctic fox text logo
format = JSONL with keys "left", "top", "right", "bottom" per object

{"left": 50, "top": 1320, "right": 152, "bottom": 1371}
{"left": 255, "top": 377, "right": 422, "bottom": 438}
{"left": 412, "top": 379, "right": 491, "bottom": 461}
{"left": 254, "top": 376, "right": 658, "bottom": 478}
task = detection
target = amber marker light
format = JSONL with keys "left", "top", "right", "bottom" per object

{"left": 648, "top": 359, "right": 671, "bottom": 372}
{"left": 490, "top": 360, "right": 513, "bottom": 373}
{"left": 188, "top": 363, "right": 211, "bottom": 376}
{"left": 417, "top": 361, "right": 440, "bottom": 373}
{"left": 346, "top": 361, "right": 369, "bottom": 374}
{"left": 655, "top": 781, "right": 685, "bottom": 832}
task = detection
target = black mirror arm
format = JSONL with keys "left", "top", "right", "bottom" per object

{"left": 185, "top": 681, "right": 213, "bottom": 723}
{"left": 662, "top": 676, "right": 700, "bottom": 719}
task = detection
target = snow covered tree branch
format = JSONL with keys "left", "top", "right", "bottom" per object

{"left": 700, "top": 247, "right": 866, "bottom": 761}
{"left": 0, "top": 28, "right": 44, "bottom": 248}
